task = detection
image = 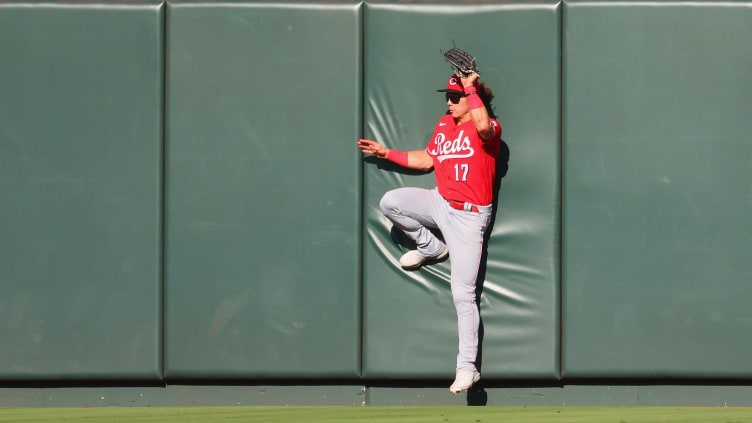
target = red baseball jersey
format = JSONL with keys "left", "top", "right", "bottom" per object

{"left": 426, "top": 114, "right": 502, "bottom": 206}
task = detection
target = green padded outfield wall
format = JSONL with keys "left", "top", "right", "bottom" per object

{"left": 164, "top": 1, "right": 362, "bottom": 379}
{"left": 563, "top": 1, "right": 752, "bottom": 378}
{"left": 0, "top": 2, "right": 164, "bottom": 380}
{"left": 5, "top": 0, "right": 752, "bottom": 391}
{"left": 362, "top": 1, "right": 561, "bottom": 379}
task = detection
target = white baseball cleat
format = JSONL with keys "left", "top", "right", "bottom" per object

{"left": 449, "top": 370, "right": 481, "bottom": 394}
{"left": 399, "top": 246, "right": 449, "bottom": 270}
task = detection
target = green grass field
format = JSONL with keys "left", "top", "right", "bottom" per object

{"left": 1, "top": 406, "right": 752, "bottom": 423}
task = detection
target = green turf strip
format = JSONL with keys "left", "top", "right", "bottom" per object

{"left": 1, "top": 406, "right": 751, "bottom": 423}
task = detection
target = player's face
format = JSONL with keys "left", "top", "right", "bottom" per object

{"left": 445, "top": 92, "right": 469, "bottom": 119}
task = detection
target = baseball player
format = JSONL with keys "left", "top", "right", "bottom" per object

{"left": 358, "top": 65, "right": 501, "bottom": 393}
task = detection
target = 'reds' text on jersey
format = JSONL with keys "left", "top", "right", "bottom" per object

{"left": 426, "top": 114, "right": 502, "bottom": 206}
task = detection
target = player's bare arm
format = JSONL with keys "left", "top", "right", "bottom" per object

{"left": 404, "top": 149, "right": 433, "bottom": 171}
{"left": 358, "top": 139, "right": 434, "bottom": 171}
{"left": 461, "top": 73, "right": 494, "bottom": 142}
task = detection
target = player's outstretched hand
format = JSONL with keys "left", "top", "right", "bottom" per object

{"left": 358, "top": 139, "right": 388, "bottom": 159}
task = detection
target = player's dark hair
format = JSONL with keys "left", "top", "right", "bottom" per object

{"left": 478, "top": 82, "right": 497, "bottom": 119}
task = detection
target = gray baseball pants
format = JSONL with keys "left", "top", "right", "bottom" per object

{"left": 379, "top": 187, "right": 492, "bottom": 371}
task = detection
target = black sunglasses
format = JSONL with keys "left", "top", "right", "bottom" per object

{"left": 445, "top": 92, "right": 465, "bottom": 104}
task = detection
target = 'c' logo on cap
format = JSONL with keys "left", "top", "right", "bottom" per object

{"left": 449, "top": 77, "right": 459, "bottom": 85}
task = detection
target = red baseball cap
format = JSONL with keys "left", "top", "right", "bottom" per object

{"left": 437, "top": 74, "right": 479, "bottom": 94}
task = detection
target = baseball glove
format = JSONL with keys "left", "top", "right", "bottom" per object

{"left": 442, "top": 47, "right": 479, "bottom": 78}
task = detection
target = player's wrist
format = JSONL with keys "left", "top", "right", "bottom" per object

{"left": 466, "top": 92, "right": 483, "bottom": 110}
{"left": 385, "top": 149, "right": 409, "bottom": 167}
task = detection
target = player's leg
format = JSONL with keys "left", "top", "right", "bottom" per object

{"left": 440, "top": 208, "right": 491, "bottom": 392}
{"left": 379, "top": 187, "right": 447, "bottom": 260}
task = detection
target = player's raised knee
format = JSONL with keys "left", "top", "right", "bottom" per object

{"left": 379, "top": 190, "right": 399, "bottom": 215}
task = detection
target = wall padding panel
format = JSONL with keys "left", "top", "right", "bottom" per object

{"left": 165, "top": 1, "right": 362, "bottom": 379}
{"left": 0, "top": 2, "right": 164, "bottom": 380}
{"left": 563, "top": 0, "right": 752, "bottom": 378}
{"left": 362, "top": 1, "right": 561, "bottom": 379}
